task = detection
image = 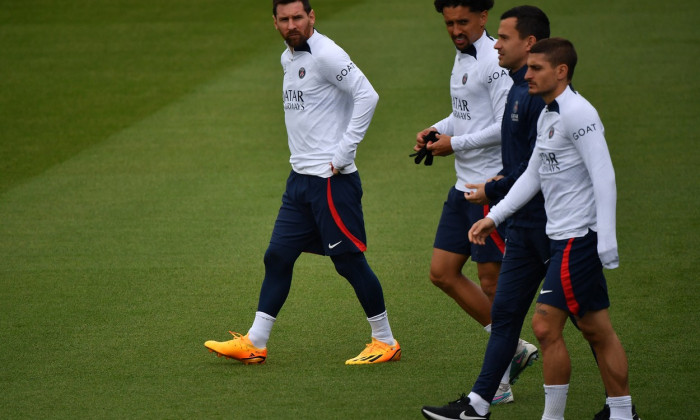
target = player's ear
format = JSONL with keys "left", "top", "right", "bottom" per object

{"left": 555, "top": 63, "right": 569, "bottom": 82}
{"left": 479, "top": 10, "right": 488, "bottom": 29}
{"left": 525, "top": 35, "right": 537, "bottom": 51}
{"left": 309, "top": 9, "right": 316, "bottom": 26}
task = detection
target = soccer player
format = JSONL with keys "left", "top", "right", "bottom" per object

{"left": 468, "top": 38, "right": 637, "bottom": 419}
{"left": 415, "top": 0, "right": 535, "bottom": 400}
{"left": 204, "top": 0, "right": 400, "bottom": 365}
{"left": 422, "top": 7, "right": 551, "bottom": 418}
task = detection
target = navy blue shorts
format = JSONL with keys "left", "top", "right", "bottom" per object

{"left": 537, "top": 229, "right": 610, "bottom": 317}
{"left": 433, "top": 187, "right": 505, "bottom": 262}
{"left": 269, "top": 171, "right": 368, "bottom": 256}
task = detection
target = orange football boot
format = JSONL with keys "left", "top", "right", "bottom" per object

{"left": 204, "top": 332, "right": 267, "bottom": 365}
{"left": 345, "top": 338, "right": 401, "bottom": 365}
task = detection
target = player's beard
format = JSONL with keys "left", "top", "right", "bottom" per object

{"left": 285, "top": 30, "right": 309, "bottom": 49}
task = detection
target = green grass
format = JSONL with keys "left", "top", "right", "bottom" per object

{"left": 1, "top": 0, "right": 698, "bottom": 418}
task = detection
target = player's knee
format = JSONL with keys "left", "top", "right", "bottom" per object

{"left": 476, "top": 264, "right": 499, "bottom": 300}
{"left": 479, "top": 278, "right": 497, "bottom": 301}
{"left": 264, "top": 244, "right": 296, "bottom": 269}
{"left": 491, "top": 300, "right": 518, "bottom": 324}
{"left": 331, "top": 252, "right": 364, "bottom": 279}
{"left": 532, "top": 315, "right": 558, "bottom": 346}
{"left": 429, "top": 267, "right": 450, "bottom": 289}
{"left": 578, "top": 321, "right": 613, "bottom": 347}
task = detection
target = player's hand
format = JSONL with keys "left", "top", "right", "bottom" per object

{"left": 414, "top": 127, "right": 437, "bottom": 151}
{"left": 330, "top": 163, "right": 340, "bottom": 175}
{"left": 411, "top": 129, "right": 439, "bottom": 165}
{"left": 464, "top": 183, "right": 489, "bottom": 205}
{"left": 468, "top": 218, "right": 496, "bottom": 245}
{"left": 426, "top": 133, "right": 454, "bottom": 156}
{"left": 487, "top": 175, "right": 504, "bottom": 182}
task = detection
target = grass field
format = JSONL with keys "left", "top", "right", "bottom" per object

{"left": 1, "top": 0, "right": 698, "bottom": 418}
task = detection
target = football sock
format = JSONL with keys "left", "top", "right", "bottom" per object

{"left": 247, "top": 311, "right": 276, "bottom": 349}
{"left": 542, "top": 384, "right": 568, "bottom": 420}
{"left": 467, "top": 392, "right": 490, "bottom": 416}
{"left": 367, "top": 311, "right": 395, "bottom": 345}
{"left": 607, "top": 395, "right": 633, "bottom": 420}
{"left": 483, "top": 323, "right": 492, "bottom": 333}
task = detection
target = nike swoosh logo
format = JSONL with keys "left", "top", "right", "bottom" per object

{"left": 540, "top": 289, "right": 553, "bottom": 294}
{"left": 460, "top": 413, "right": 485, "bottom": 420}
{"left": 328, "top": 241, "right": 342, "bottom": 249}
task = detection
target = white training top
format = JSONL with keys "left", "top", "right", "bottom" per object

{"left": 280, "top": 30, "right": 378, "bottom": 178}
{"left": 433, "top": 32, "right": 512, "bottom": 191}
{"left": 487, "top": 86, "right": 619, "bottom": 268}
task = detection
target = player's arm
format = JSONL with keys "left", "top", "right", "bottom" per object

{"left": 483, "top": 149, "right": 541, "bottom": 226}
{"left": 319, "top": 52, "right": 378, "bottom": 172}
{"left": 568, "top": 108, "right": 619, "bottom": 268}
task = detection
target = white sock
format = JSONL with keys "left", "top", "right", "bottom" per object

{"left": 542, "top": 384, "right": 568, "bottom": 420}
{"left": 467, "top": 391, "right": 490, "bottom": 416}
{"left": 247, "top": 311, "right": 275, "bottom": 349}
{"left": 607, "top": 395, "right": 633, "bottom": 420}
{"left": 368, "top": 311, "right": 395, "bottom": 345}
{"left": 483, "top": 323, "right": 492, "bottom": 333}
{"left": 502, "top": 366, "right": 513, "bottom": 384}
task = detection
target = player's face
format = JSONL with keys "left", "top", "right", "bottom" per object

{"left": 273, "top": 1, "right": 315, "bottom": 48}
{"left": 525, "top": 53, "right": 562, "bottom": 103}
{"left": 494, "top": 17, "right": 533, "bottom": 71}
{"left": 441, "top": 6, "right": 487, "bottom": 53}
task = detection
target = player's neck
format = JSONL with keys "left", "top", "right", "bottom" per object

{"left": 543, "top": 83, "right": 568, "bottom": 105}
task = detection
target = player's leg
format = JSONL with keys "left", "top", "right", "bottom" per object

{"left": 577, "top": 309, "right": 636, "bottom": 419}
{"left": 330, "top": 252, "right": 386, "bottom": 321}
{"left": 430, "top": 187, "right": 492, "bottom": 326}
{"left": 317, "top": 172, "right": 400, "bottom": 364}
{"left": 476, "top": 261, "right": 499, "bottom": 304}
{"left": 331, "top": 251, "right": 401, "bottom": 364}
{"left": 471, "top": 227, "right": 548, "bottom": 410}
{"left": 532, "top": 234, "right": 588, "bottom": 419}
{"left": 531, "top": 302, "right": 570, "bottom": 420}
{"left": 430, "top": 248, "right": 491, "bottom": 326}
{"left": 576, "top": 309, "right": 630, "bottom": 397}
{"left": 204, "top": 171, "right": 312, "bottom": 363}
{"left": 422, "top": 228, "right": 547, "bottom": 418}
{"left": 532, "top": 303, "right": 570, "bottom": 384}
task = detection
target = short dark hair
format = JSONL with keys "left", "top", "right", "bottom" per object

{"left": 530, "top": 37, "right": 578, "bottom": 81}
{"left": 273, "top": 0, "right": 312, "bottom": 17}
{"left": 434, "top": 0, "right": 494, "bottom": 13}
{"left": 500, "top": 5, "right": 550, "bottom": 41}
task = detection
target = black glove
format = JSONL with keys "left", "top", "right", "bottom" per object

{"left": 410, "top": 131, "right": 439, "bottom": 165}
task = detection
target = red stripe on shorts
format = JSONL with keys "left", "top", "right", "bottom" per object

{"left": 483, "top": 205, "right": 505, "bottom": 254}
{"left": 326, "top": 178, "right": 367, "bottom": 252}
{"left": 561, "top": 238, "right": 580, "bottom": 316}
